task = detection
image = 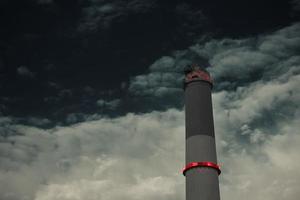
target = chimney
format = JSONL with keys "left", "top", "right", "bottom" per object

{"left": 183, "top": 64, "right": 221, "bottom": 200}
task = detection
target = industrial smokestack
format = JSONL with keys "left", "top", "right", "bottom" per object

{"left": 183, "top": 64, "right": 221, "bottom": 200}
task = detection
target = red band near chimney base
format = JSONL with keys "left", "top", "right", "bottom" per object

{"left": 182, "top": 162, "right": 221, "bottom": 176}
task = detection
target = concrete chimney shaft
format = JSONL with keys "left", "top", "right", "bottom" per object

{"left": 183, "top": 64, "right": 221, "bottom": 200}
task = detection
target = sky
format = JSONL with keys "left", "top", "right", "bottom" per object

{"left": 0, "top": 0, "right": 300, "bottom": 200}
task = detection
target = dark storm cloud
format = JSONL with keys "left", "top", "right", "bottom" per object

{"left": 0, "top": 0, "right": 299, "bottom": 124}
{"left": 0, "top": 0, "right": 213, "bottom": 123}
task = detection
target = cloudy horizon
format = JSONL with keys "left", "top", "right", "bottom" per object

{"left": 0, "top": 1, "right": 300, "bottom": 200}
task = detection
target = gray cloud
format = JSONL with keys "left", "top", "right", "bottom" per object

{"left": 0, "top": 110, "right": 185, "bottom": 200}
{"left": 17, "top": 66, "right": 35, "bottom": 78}
{"left": 213, "top": 73, "right": 300, "bottom": 150}
{"left": 65, "top": 113, "right": 79, "bottom": 124}
{"left": 0, "top": 67, "right": 299, "bottom": 199}
{"left": 65, "top": 113, "right": 103, "bottom": 124}
{"left": 78, "top": 0, "right": 157, "bottom": 32}
{"left": 220, "top": 119, "right": 300, "bottom": 200}
{"left": 129, "top": 23, "right": 300, "bottom": 97}
{"left": 96, "top": 99, "right": 121, "bottom": 110}
{"left": 27, "top": 117, "right": 52, "bottom": 127}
